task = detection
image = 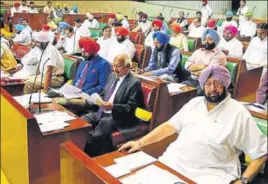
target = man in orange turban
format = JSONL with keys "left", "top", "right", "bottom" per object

{"left": 10, "top": 2, "right": 22, "bottom": 17}
{"left": 169, "top": 23, "right": 189, "bottom": 51}
{"left": 144, "top": 19, "right": 164, "bottom": 48}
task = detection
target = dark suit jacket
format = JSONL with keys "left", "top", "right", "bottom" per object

{"left": 100, "top": 72, "right": 144, "bottom": 127}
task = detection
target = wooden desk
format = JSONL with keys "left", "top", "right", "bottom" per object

{"left": 1, "top": 80, "right": 25, "bottom": 96}
{"left": 1, "top": 88, "right": 91, "bottom": 184}
{"left": 62, "top": 14, "right": 87, "bottom": 26}
{"left": 60, "top": 141, "right": 197, "bottom": 184}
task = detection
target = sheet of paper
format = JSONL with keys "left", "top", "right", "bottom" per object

{"left": 114, "top": 151, "right": 157, "bottom": 171}
{"left": 90, "top": 93, "right": 104, "bottom": 106}
{"left": 34, "top": 111, "right": 76, "bottom": 125}
{"left": 120, "top": 164, "right": 188, "bottom": 184}
{"left": 59, "top": 83, "right": 81, "bottom": 94}
{"left": 167, "top": 83, "right": 186, "bottom": 94}
{"left": 104, "top": 164, "right": 131, "bottom": 178}
{"left": 39, "top": 121, "right": 70, "bottom": 132}
{"left": 13, "top": 93, "right": 52, "bottom": 107}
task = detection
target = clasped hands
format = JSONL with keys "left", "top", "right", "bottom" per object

{"left": 99, "top": 101, "right": 113, "bottom": 111}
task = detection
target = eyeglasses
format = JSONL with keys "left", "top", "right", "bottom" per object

{"left": 204, "top": 81, "right": 223, "bottom": 89}
{"left": 113, "top": 64, "right": 124, "bottom": 68}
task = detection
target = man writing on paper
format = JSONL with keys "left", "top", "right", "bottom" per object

{"left": 56, "top": 37, "right": 111, "bottom": 114}
{"left": 83, "top": 54, "right": 144, "bottom": 157}
{"left": 120, "top": 65, "right": 267, "bottom": 184}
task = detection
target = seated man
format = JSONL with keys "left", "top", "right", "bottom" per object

{"left": 156, "top": 15, "right": 168, "bottom": 34}
{"left": 132, "top": 13, "right": 151, "bottom": 36}
{"left": 12, "top": 24, "right": 31, "bottom": 45}
{"left": 218, "top": 10, "right": 238, "bottom": 37}
{"left": 83, "top": 13, "right": 100, "bottom": 29}
{"left": 83, "top": 54, "right": 144, "bottom": 157}
{"left": 116, "top": 13, "right": 130, "bottom": 30}
{"left": 20, "top": 0, "right": 28, "bottom": 13}
{"left": 57, "top": 26, "right": 80, "bottom": 55}
{"left": 183, "top": 29, "right": 226, "bottom": 95}
{"left": 97, "top": 25, "right": 113, "bottom": 61}
{"left": 56, "top": 21, "right": 70, "bottom": 47}
{"left": 57, "top": 37, "right": 112, "bottom": 114}
{"left": 243, "top": 22, "right": 267, "bottom": 69}
{"left": 238, "top": 11, "right": 256, "bottom": 38}
{"left": 188, "top": 11, "right": 202, "bottom": 31}
{"left": 69, "top": 5, "right": 79, "bottom": 14}
{"left": 1, "top": 40, "right": 17, "bottom": 72}
{"left": 174, "top": 11, "right": 188, "bottom": 30}
{"left": 169, "top": 22, "right": 188, "bottom": 51}
{"left": 24, "top": 31, "right": 65, "bottom": 94}
{"left": 188, "top": 17, "right": 205, "bottom": 38}
{"left": 41, "top": 24, "right": 55, "bottom": 44}
{"left": 22, "top": 19, "right": 32, "bottom": 35}
{"left": 46, "top": 16, "right": 57, "bottom": 31}
{"left": 256, "top": 71, "right": 267, "bottom": 105}
{"left": 218, "top": 25, "right": 243, "bottom": 58}
{"left": 144, "top": 19, "right": 163, "bottom": 49}
{"left": 74, "top": 18, "right": 92, "bottom": 38}
{"left": 107, "top": 27, "right": 136, "bottom": 64}
{"left": 107, "top": 13, "right": 116, "bottom": 27}
{"left": 141, "top": 32, "right": 181, "bottom": 82}
{"left": 120, "top": 65, "right": 267, "bottom": 184}
{"left": 10, "top": 2, "right": 22, "bottom": 17}
{"left": 28, "top": 1, "right": 39, "bottom": 13}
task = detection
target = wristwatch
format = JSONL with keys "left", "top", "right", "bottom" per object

{"left": 240, "top": 177, "right": 249, "bottom": 184}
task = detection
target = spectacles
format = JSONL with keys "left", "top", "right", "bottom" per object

{"left": 204, "top": 81, "right": 223, "bottom": 89}
{"left": 113, "top": 64, "right": 124, "bottom": 68}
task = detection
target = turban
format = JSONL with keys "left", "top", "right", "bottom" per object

{"left": 72, "top": 5, "right": 78, "bottom": 12}
{"left": 207, "top": 19, "right": 216, "bottom": 28}
{"left": 140, "top": 13, "right": 148, "bottom": 19}
{"left": 170, "top": 22, "right": 182, "bottom": 33}
{"left": 224, "top": 25, "right": 238, "bottom": 36}
{"left": 115, "top": 27, "right": 129, "bottom": 36}
{"left": 116, "top": 14, "right": 124, "bottom": 20}
{"left": 58, "top": 22, "right": 70, "bottom": 30}
{"left": 56, "top": 3, "right": 61, "bottom": 7}
{"left": 225, "top": 10, "right": 233, "bottom": 17}
{"left": 14, "top": 24, "right": 24, "bottom": 31}
{"left": 108, "top": 13, "right": 116, "bottom": 19}
{"left": 78, "top": 37, "right": 100, "bottom": 54}
{"left": 35, "top": 31, "right": 50, "bottom": 43}
{"left": 199, "top": 65, "right": 231, "bottom": 90}
{"left": 152, "top": 19, "right": 163, "bottom": 29}
{"left": 202, "top": 0, "right": 208, "bottom": 3}
{"left": 42, "top": 24, "right": 50, "bottom": 31}
{"left": 153, "top": 32, "right": 170, "bottom": 44}
{"left": 14, "top": 2, "right": 20, "bottom": 7}
{"left": 86, "top": 12, "right": 94, "bottom": 20}
{"left": 202, "top": 28, "right": 220, "bottom": 46}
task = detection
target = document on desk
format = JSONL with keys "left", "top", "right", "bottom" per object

{"left": 104, "top": 164, "right": 131, "bottom": 178}
{"left": 50, "top": 83, "right": 82, "bottom": 100}
{"left": 167, "top": 83, "right": 186, "bottom": 94}
{"left": 114, "top": 151, "right": 157, "bottom": 171}
{"left": 120, "top": 164, "right": 188, "bottom": 184}
{"left": 13, "top": 93, "right": 52, "bottom": 108}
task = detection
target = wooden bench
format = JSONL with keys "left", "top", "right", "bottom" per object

{"left": 129, "top": 31, "right": 145, "bottom": 45}
{"left": 62, "top": 14, "right": 87, "bottom": 26}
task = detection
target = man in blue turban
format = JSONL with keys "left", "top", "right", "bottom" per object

{"left": 70, "top": 5, "right": 78, "bottom": 14}
{"left": 12, "top": 24, "right": 31, "bottom": 45}
{"left": 140, "top": 32, "right": 181, "bottom": 82}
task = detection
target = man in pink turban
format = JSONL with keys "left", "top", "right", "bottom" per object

{"left": 218, "top": 25, "right": 243, "bottom": 58}
{"left": 120, "top": 64, "right": 267, "bottom": 184}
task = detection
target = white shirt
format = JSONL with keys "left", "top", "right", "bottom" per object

{"left": 74, "top": 25, "right": 92, "bottom": 38}
{"left": 97, "top": 36, "right": 113, "bottom": 61}
{"left": 243, "top": 37, "right": 267, "bottom": 68}
{"left": 39, "top": 43, "right": 64, "bottom": 76}
{"left": 28, "top": 7, "right": 39, "bottom": 13}
{"left": 104, "top": 73, "right": 128, "bottom": 114}
{"left": 13, "top": 29, "right": 31, "bottom": 45}
{"left": 238, "top": 20, "right": 257, "bottom": 38}
{"left": 10, "top": 7, "right": 22, "bottom": 17}
{"left": 61, "top": 35, "right": 80, "bottom": 55}
{"left": 138, "top": 20, "right": 152, "bottom": 36}
{"left": 122, "top": 18, "right": 130, "bottom": 30}
{"left": 237, "top": 6, "right": 249, "bottom": 23}
{"left": 159, "top": 94, "right": 267, "bottom": 184}
{"left": 83, "top": 19, "right": 99, "bottom": 29}
{"left": 218, "top": 20, "right": 238, "bottom": 37}
{"left": 24, "top": 25, "right": 32, "bottom": 34}
{"left": 19, "top": 5, "right": 29, "bottom": 13}
{"left": 107, "top": 38, "right": 136, "bottom": 64}
{"left": 69, "top": 10, "right": 78, "bottom": 14}
{"left": 201, "top": 4, "right": 213, "bottom": 26}
{"left": 218, "top": 37, "right": 243, "bottom": 58}
{"left": 188, "top": 25, "right": 205, "bottom": 38}
{"left": 47, "top": 31, "right": 55, "bottom": 44}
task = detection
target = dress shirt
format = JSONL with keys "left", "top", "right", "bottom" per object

{"left": 10, "top": 7, "right": 22, "bottom": 17}
{"left": 138, "top": 20, "right": 152, "bottom": 35}
{"left": 239, "top": 20, "right": 257, "bottom": 38}
{"left": 218, "top": 37, "right": 243, "bottom": 58}
{"left": 159, "top": 94, "right": 267, "bottom": 184}
{"left": 74, "top": 25, "right": 92, "bottom": 38}
{"left": 188, "top": 25, "right": 205, "bottom": 38}
{"left": 185, "top": 47, "right": 227, "bottom": 79}
{"left": 243, "top": 37, "right": 267, "bottom": 68}
{"left": 13, "top": 29, "right": 31, "bottom": 45}
{"left": 83, "top": 19, "right": 100, "bottom": 29}
{"left": 169, "top": 33, "right": 188, "bottom": 51}
{"left": 97, "top": 37, "right": 113, "bottom": 61}
{"left": 19, "top": 5, "right": 29, "bottom": 13}
{"left": 62, "top": 35, "right": 80, "bottom": 55}
{"left": 201, "top": 4, "right": 213, "bottom": 26}
{"left": 24, "top": 25, "right": 32, "bottom": 34}
{"left": 28, "top": 7, "right": 39, "bottom": 13}
{"left": 107, "top": 38, "right": 136, "bottom": 64}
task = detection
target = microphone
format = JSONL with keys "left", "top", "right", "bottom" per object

{"left": 38, "top": 57, "right": 50, "bottom": 114}
{"left": 186, "top": 12, "right": 189, "bottom": 18}
{"left": 252, "top": 6, "right": 257, "bottom": 15}
{"left": 170, "top": 8, "right": 173, "bottom": 14}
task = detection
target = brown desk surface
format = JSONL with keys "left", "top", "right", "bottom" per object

{"left": 94, "top": 151, "right": 197, "bottom": 184}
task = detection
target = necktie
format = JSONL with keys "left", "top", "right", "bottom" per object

{"left": 97, "top": 78, "right": 119, "bottom": 119}
{"left": 77, "top": 63, "right": 91, "bottom": 89}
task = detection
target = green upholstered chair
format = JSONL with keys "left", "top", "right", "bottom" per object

{"left": 0, "top": 9, "right": 7, "bottom": 15}
{"left": 178, "top": 54, "right": 191, "bottom": 82}
{"left": 166, "top": 28, "right": 172, "bottom": 36}
{"left": 187, "top": 39, "right": 196, "bottom": 52}
{"left": 89, "top": 28, "right": 102, "bottom": 38}
{"left": 226, "top": 61, "right": 238, "bottom": 86}
{"left": 63, "top": 57, "right": 77, "bottom": 82}
{"left": 99, "top": 23, "right": 107, "bottom": 29}
{"left": 216, "top": 19, "right": 224, "bottom": 27}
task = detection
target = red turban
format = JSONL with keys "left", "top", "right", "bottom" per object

{"left": 170, "top": 23, "right": 182, "bottom": 33}
{"left": 202, "top": 0, "right": 208, "bottom": 3}
{"left": 14, "top": 2, "right": 20, "bottom": 7}
{"left": 152, "top": 19, "right": 163, "bottom": 29}
{"left": 140, "top": 13, "right": 148, "bottom": 19}
{"left": 78, "top": 37, "right": 100, "bottom": 54}
{"left": 224, "top": 25, "right": 238, "bottom": 36}
{"left": 108, "top": 13, "right": 116, "bottom": 19}
{"left": 115, "top": 27, "right": 129, "bottom": 36}
{"left": 207, "top": 19, "right": 216, "bottom": 28}
{"left": 42, "top": 24, "right": 50, "bottom": 31}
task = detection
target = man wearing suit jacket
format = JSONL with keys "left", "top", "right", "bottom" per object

{"left": 82, "top": 54, "right": 144, "bottom": 157}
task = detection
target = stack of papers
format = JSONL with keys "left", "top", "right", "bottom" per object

{"left": 34, "top": 111, "right": 75, "bottom": 132}
{"left": 167, "top": 83, "right": 186, "bottom": 94}
{"left": 120, "top": 165, "right": 188, "bottom": 184}
{"left": 13, "top": 93, "right": 52, "bottom": 108}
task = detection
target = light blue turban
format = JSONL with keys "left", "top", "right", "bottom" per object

{"left": 14, "top": 24, "right": 24, "bottom": 31}
{"left": 58, "top": 22, "right": 70, "bottom": 30}
{"left": 225, "top": 10, "right": 234, "bottom": 17}
{"left": 72, "top": 5, "right": 78, "bottom": 12}
{"left": 202, "top": 28, "right": 220, "bottom": 46}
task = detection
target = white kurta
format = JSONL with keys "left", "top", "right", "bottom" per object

{"left": 97, "top": 36, "right": 113, "bottom": 61}
{"left": 218, "top": 37, "right": 243, "bottom": 58}
{"left": 159, "top": 94, "right": 267, "bottom": 184}
{"left": 13, "top": 29, "right": 31, "bottom": 45}
{"left": 28, "top": 8, "right": 39, "bottom": 13}
{"left": 19, "top": 5, "right": 29, "bottom": 13}
{"left": 122, "top": 18, "right": 130, "bottom": 30}
{"left": 237, "top": 6, "right": 249, "bottom": 24}
{"left": 62, "top": 35, "right": 80, "bottom": 55}
{"left": 144, "top": 30, "right": 155, "bottom": 49}
{"left": 243, "top": 37, "right": 267, "bottom": 68}
{"left": 107, "top": 38, "right": 136, "bottom": 64}
{"left": 200, "top": 4, "right": 213, "bottom": 26}
{"left": 138, "top": 20, "right": 152, "bottom": 36}
{"left": 239, "top": 20, "right": 257, "bottom": 38}
{"left": 74, "top": 25, "right": 92, "bottom": 38}
{"left": 188, "top": 26, "right": 205, "bottom": 38}
{"left": 10, "top": 7, "right": 22, "bottom": 17}
{"left": 24, "top": 25, "right": 32, "bottom": 34}
{"left": 82, "top": 19, "right": 99, "bottom": 29}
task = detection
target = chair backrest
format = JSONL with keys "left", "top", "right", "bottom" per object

{"left": 129, "top": 32, "right": 145, "bottom": 45}
{"left": 10, "top": 44, "right": 31, "bottom": 59}
{"left": 178, "top": 51, "right": 191, "bottom": 82}
{"left": 63, "top": 55, "right": 80, "bottom": 81}
{"left": 99, "top": 22, "right": 107, "bottom": 29}
{"left": 187, "top": 37, "right": 201, "bottom": 52}
{"left": 133, "top": 44, "right": 152, "bottom": 69}
{"left": 226, "top": 61, "right": 238, "bottom": 86}
{"left": 216, "top": 19, "right": 224, "bottom": 27}
{"left": 166, "top": 28, "right": 172, "bottom": 36}
{"left": 141, "top": 83, "right": 157, "bottom": 112}
{"left": 89, "top": 28, "right": 102, "bottom": 38}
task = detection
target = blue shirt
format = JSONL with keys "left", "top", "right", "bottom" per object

{"left": 72, "top": 55, "right": 112, "bottom": 95}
